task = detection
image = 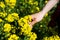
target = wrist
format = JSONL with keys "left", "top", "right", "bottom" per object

{"left": 38, "top": 11, "right": 46, "bottom": 17}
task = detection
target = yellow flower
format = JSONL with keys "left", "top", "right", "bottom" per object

{"left": 18, "top": 18, "right": 27, "bottom": 26}
{"left": 5, "top": 14, "right": 14, "bottom": 22}
{"left": 4, "top": 23, "right": 11, "bottom": 32}
{"left": 36, "top": 7, "right": 40, "bottom": 11}
{"left": 18, "top": 15, "right": 32, "bottom": 35}
{"left": 22, "top": 18, "right": 28, "bottom": 23}
{"left": 40, "top": 25, "right": 43, "bottom": 27}
{"left": 43, "top": 35, "right": 60, "bottom": 40}
{"left": 34, "top": 1, "right": 38, "bottom": 6}
{"left": 18, "top": 17, "right": 29, "bottom": 26}
{"left": 45, "top": 0, "right": 48, "bottom": 4}
{"left": 49, "top": 37, "right": 54, "bottom": 40}
{"left": 0, "top": 2, "right": 5, "bottom": 8}
{"left": 8, "top": 34, "right": 19, "bottom": 40}
{"left": 43, "top": 37, "right": 48, "bottom": 40}
{"left": 18, "top": 18, "right": 24, "bottom": 26}
{"left": 3, "top": 12, "right": 7, "bottom": 17}
{"left": 28, "top": 15, "right": 32, "bottom": 22}
{"left": 55, "top": 35, "right": 59, "bottom": 39}
{"left": 5, "top": 0, "right": 9, "bottom": 3}
{"left": 31, "top": 33, "right": 37, "bottom": 39}
{"left": 24, "top": 16, "right": 29, "bottom": 20}
{"left": 21, "top": 23, "right": 32, "bottom": 35}
{"left": 0, "top": 12, "right": 3, "bottom": 17}
{"left": 28, "top": 32, "right": 37, "bottom": 40}
{"left": 5, "top": 0, "right": 16, "bottom": 8}
{"left": 9, "top": 0, "right": 16, "bottom": 8}
{"left": 28, "top": 0, "right": 33, "bottom": 5}
{"left": 0, "top": 18, "right": 3, "bottom": 23}
{"left": 11, "top": 13, "right": 19, "bottom": 20}
{"left": 45, "top": 13, "right": 48, "bottom": 17}
{"left": 31, "top": 10, "right": 34, "bottom": 13}
{"left": 0, "top": 12, "right": 7, "bottom": 18}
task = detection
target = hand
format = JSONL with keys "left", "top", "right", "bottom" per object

{"left": 29, "top": 11, "right": 44, "bottom": 28}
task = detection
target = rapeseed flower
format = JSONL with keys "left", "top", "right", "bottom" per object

{"left": 27, "top": 32, "right": 37, "bottom": 40}
{"left": 43, "top": 35, "right": 60, "bottom": 40}
{"left": 4, "top": 23, "right": 11, "bottom": 32}
{"left": 8, "top": 34, "right": 19, "bottom": 40}
{"left": 5, "top": 0, "right": 16, "bottom": 8}
{"left": 0, "top": 12, "right": 7, "bottom": 18}
{"left": 0, "top": 2, "right": 5, "bottom": 8}
{"left": 0, "top": 18, "right": 3, "bottom": 23}
{"left": 5, "top": 14, "right": 14, "bottom": 22}
{"left": 36, "top": 7, "right": 40, "bottom": 11}
{"left": 11, "top": 13, "right": 19, "bottom": 20}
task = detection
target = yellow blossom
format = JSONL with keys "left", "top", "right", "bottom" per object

{"left": 40, "top": 25, "right": 43, "bottom": 27}
{"left": 45, "top": 13, "right": 48, "bottom": 17}
{"left": 18, "top": 18, "right": 24, "bottom": 26}
{"left": 45, "top": 0, "right": 48, "bottom": 4}
{"left": 9, "top": 0, "right": 16, "bottom": 8}
{"left": 28, "top": 32, "right": 37, "bottom": 40}
{"left": 11, "top": 13, "right": 19, "bottom": 20}
{"left": 21, "top": 23, "right": 32, "bottom": 35}
{"left": 28, "top": 15, "right": 32, "bottom": 22}
{"left": 22, "top": 18, "right": 28, "bottom": 23}
{"left": 0, "top": 18, "right": 3, "bottom": 23}
{"left": 5, "top": 0, "right": 16, "bottom": 8}
{"left": 4, "top": 23, "right": 11, "bottom": 32}
{"left": 28, "top": 0, "right": 33, "bottom": 5}
{"left": 8, "top": 34, "right": 19, "bottom": 40}
{"left": 34, "top": 1, "right": 38, "bottom": 6}
{"left": 43, "top": 35, "right": 60, "bottom": 40}
{"left": 0, "top": 2, "right": 5, "bottom": 8}
{"left": 5, "top": 14, "right": 14, "bottom": 22}
{"left": 18, "top": 15, "right": 32, "bottom": 35}
{"left": 36, "top": 7, "right": 40, "bottom": 11}
{"left": 31, "top": 10, "right": 34, "bottom": 13}
{"left": 0, "top": 12, "right": 7, "bottom": 18}
{"left": 3, "top": 12, "right": 7, "bottom": 17}
{"left": 24, "top": 16, "right": 29, "bottom": 20}
{"left": 5, "top": 0, "right": 9, "bottom": 3}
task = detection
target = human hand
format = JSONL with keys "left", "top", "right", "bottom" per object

{"left": 29, "top": 11, "right": 44, "bottom": 28}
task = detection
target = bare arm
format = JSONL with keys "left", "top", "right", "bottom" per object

{"left": 40, "top": 0, "right": 59, "bottom": 16}
{"left": 29, "top": 0, "right": 59, "bottom": 27}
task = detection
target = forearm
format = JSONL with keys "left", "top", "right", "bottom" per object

{"left": 39, "top": 0, "right": 59, "bottom": 15}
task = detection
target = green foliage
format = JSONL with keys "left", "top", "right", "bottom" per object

{"left": 0, "top": 0, "right": 58, "bottom": 40}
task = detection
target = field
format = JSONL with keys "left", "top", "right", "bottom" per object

{"left": 0, "top": 0, "right": 59, "bottom": 40}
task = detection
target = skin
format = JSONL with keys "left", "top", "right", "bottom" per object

{"left": 29, "top": 0, "right": 59, "bottom": 28}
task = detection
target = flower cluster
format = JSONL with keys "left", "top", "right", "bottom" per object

{"left": 2, "top": 14, "right": 37, "bottom": 40}
{"left": 0, "top": 0, "right": 57, "bottom": 40}
{"left": 43, "top": 35, "right": 60, "bottom": 40}
{"left": 0, "top": 18, "right": 3, "bottom": 23}
{"left": 8, "top": 34, "right": 19, "bottom": 40}
{"left": 0, "top": 2, "right": 5, "bottom": 8}
{"left": 5, "top": 0, "right": 16, "bottom": 8}
{"left": 0, "top": 12, "right": 7, "bottom": 18}
{"left": 5, "top": 13, "right": 19, "bottom": 22}
{"left": 27, "top": 32, "right": 37, "bottom": 40}
{"left": 4, "top": 23, "right": 12, "bottom": 32}
{"left": 18, "top": 15, "right": 32, "bottom": 35}
{"left": 18, "top": 15, "right": 37, "bottom": 40}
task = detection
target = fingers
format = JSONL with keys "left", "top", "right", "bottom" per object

{"left": 29, "top": 15, "right": 37, "bottom": 28}
{"left": 29, "top": 19, "right": 37, "bottom": 28}
{"left": 31, "top": 20, "right": 37, "bottom": 26}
